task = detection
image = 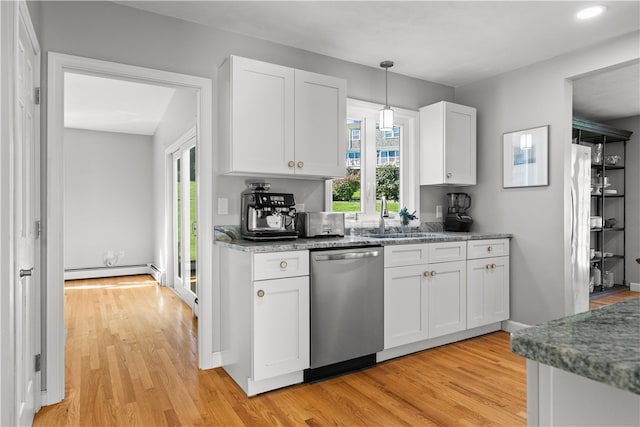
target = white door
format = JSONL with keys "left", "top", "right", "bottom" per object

{"left": 252, "top": 276, "right": 310, "bottom": 381}
{"left": 467, "top": 257, "right": 510, "bottom": 328}
{"left": 172, "top": 141, "right": 197, "bottom": 307}
{"left": 231, "top": 55, "right": 294, "bottom": 175}
{"left": 427, "top": 260, "right": 467, "bottom": 339}
{"left": 294, "top": 69, "right": 346, "bottom": 177}
{"left": 15, "top": 2, "right": 41, "bottom": 424}
{"left": 384, "top": 265, "right": 429, "bottom": 349}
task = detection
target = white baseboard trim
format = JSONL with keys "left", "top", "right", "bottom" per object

{"left": 64, "top": 265, "right": 152, "bottom": 280}
{"left": 630, "top": 282, "right": 640, "bottom": 292}
{"left": 501, "top": 319, "right": 532, "bottom": 333}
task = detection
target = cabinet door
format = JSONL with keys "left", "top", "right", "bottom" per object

{"left": 427, "top": 260, "right": 467, "bottom": 338}
{"left": 384, "top": 265, "right": 429, "bottom": 349}
{"left": 253, "top": 276, "right": 309, "bottom": 381}
{"left": 467, "top": 257, "right": 510, "bottom": 328}
{"left": 444, "top": 102, "right": 476, "bottom": 185}
{"left": 420, "top": 101, "right": 476, "bottom": 185}
{"left": 294, "top": 70, "right": 347, "bottom": 178}
{"left": 231, "top": 56, "right": 295, "bottom": 175}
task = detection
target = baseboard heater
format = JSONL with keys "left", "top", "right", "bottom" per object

{"left": 64, "top": 264, "right": 151, "bottom": 281}
{"left": 148, "top": 264, "right": 166, "bottom": 285}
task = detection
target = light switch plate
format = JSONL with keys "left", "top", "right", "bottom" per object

{"left": 436, "top": 205, "right": 443, "bottom": 219}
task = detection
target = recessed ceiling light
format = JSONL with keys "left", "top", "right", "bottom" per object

{"left": 576, "top": 5, "right": 607, "bottom": 20}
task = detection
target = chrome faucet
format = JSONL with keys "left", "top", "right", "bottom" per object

{"left": 379, "top": 196, "right": 389, "bottom": 233}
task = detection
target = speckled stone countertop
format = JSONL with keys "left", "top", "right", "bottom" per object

{"left": 215, "top": 228, "right": 512, "bottom": 253}
{"left": 511, "top": 297, "right": 640, "bottom": 395}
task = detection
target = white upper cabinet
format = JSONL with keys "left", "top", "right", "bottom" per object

{"left": 419, "top": 101, "right": 477, "bottom": 185}
{"left": 294, "top": 70, "right": 346, "bottom": 177}
{"left": 218, "top": 55, "right": 346, "bottom": 178}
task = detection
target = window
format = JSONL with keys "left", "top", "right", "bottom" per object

{"left": 327, "top": 99, "right": 419, "bottom": 221}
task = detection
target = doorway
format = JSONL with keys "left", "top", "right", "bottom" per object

{"left": 46, "top": 53, "right": 215, "bottom": 405}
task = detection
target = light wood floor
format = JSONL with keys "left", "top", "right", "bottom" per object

{"left": 33, "top": 276, "right": 638, "bottom": 426}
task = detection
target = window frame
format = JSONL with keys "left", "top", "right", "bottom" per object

{"left": 325, "top": 98, "right": 419, "bottom": 223}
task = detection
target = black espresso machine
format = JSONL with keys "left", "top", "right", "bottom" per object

{"left": 240, "top": 183, "right": 298, "bottom": 241}
{"left": 444, "top": 192, "right": 473, "bottom": 232}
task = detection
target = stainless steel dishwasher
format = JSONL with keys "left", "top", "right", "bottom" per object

{"left": 304, "top": 246, "right": 384, "bottom": 382}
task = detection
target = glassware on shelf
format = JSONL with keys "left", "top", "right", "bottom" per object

{"left": 591, "top": 143, "right": 603, "bottom": 164}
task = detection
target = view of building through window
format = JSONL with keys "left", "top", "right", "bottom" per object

{"left": 332, "top": 117, "right": 401, "bottom": 214}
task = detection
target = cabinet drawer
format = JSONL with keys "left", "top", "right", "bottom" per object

{"left": 467, "top": 239, "right": 509, "bottom": 259}
{"left": 253, "top": 250, "right": 309, "bottom": 280}
{"left": 384, "top": 244, "right": 429, "bottom": 268}
{"left": 428, "top": 241, "right": 466, "bottom": 263}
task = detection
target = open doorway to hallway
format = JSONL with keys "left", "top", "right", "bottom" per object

{"left": 45, "top": 53, "right": 215, "bottom": 406}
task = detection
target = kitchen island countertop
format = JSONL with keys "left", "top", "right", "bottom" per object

{"left": 215, "top": 230, "right": 512, "bottom": 252}
{"left": 511, "top": 297, "right": 640, "bottom": 395}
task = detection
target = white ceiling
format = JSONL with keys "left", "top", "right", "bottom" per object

{"left": 69, "top": 2, "right": 640, "bottom": 134}
{"left": 64, "top": 72, "right": 176, "bottom": 135}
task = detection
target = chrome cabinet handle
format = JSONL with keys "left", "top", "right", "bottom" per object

{"left": 446, "top": 172, "right": 452, "bottom": 178}
{"left": 486, "top": 264, "right": 492, "bottom": 269}
{"left": 20, "top": 268, "right": 34, "bottom": 278}
{"left": 288, "top": 161, "right": 295, "bottom": 168}
{"left": 430, "top": 271, "right": 437, "bottom": 277}
{"left": 487, "top": 246, "right": 493, "bottom": 252}
{"left": 423, "top": 271, "right": 430, "bottom": 277}
{"left": 257, "top": 289, "right": 265, "bottom": 298}
{"left": 297, "top": 161, "right": 304, "bottom": 169}
{"left": 492, "top": 264, "right": 497, "bottom": 269}
{"left": 279, "top": 260, "right": 288, "bottom": 269}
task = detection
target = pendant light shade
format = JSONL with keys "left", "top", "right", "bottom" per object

{"left": 379, "top": 60, "right": 394, "bottom": 131}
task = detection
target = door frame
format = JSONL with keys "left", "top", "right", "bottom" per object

{"left": 46, "top": 53, "right": 216, "bottom": 405}
{"left": 165, "top": 126, "right": 198, "bottom": 308}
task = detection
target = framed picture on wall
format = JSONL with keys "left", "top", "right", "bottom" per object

{"left": 503, "top": 125, "right": 549, "bottom": 188}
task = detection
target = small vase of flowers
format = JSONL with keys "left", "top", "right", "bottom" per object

{"left": 399, "top": 207, "right": 418, "bottom": 228}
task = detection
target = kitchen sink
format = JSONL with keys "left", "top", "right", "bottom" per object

{"left": 364, "top": 232, "right": 443, "bottom": 239}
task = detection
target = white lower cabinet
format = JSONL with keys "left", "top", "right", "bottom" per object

{"left": 426, "top": 260, "right": 467, "bottom": 339}
{"left": 383, "top": 242, "right": 467, "bottom": 349}
{"left": 220, "top": 248, "right": 309, "bottom": 395}
{"left": 384, "top": 265, "right": 429, "bottom": 349}
{"left": 253, "top": 276, "right": 310, "bottom": 381}
{"left": 467, "top": 256, "right": 510, "bottom": 328}
{"left": 383, "top": 239, "right": 510, "bottom": 353}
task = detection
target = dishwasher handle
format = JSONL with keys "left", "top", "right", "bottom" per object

{"left": 314, "top": 250, "right": 381, "bottom": 262}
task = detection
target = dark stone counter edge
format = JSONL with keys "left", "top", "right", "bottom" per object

{"left": 510, "top": 298, "right": 640, "bottom": 395}
{"left": 215, "top": 232, "right": 513, "bottom": 253}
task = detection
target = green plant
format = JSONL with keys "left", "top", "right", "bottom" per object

{"left": 332, "top": 174, "right": 360, "bottom": 201}
{"left": 399, "top": 207, "right": 418, "bottom": 226}
{"left": 376, "top": 164, "right": 399, "bottom": 201}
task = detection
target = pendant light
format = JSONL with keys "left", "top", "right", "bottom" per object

{"left": 379, "top": 60, "right": 394, "bottom": 131}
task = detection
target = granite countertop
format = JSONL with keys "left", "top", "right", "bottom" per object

{"left": 511, "top": 297, "right": 640, "bottom": 395}
{"left": 215, "top": 230, "right": 512, "bottom": 253}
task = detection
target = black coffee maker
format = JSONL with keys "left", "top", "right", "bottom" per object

{"left": 444, "top": 193, "right": 473, "bottom": 232}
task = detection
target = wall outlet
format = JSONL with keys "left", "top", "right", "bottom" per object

{"left": 218, "top": 197, "right": 229, "bottom": 215}
{"left": 118, "top": 251, "right": 125, "bottom": 259}
{"left": 295, "top": 203, "right": 305, "bottom": 212}
{"left": 436, "top": 205, "right": 443, "bottom": 219}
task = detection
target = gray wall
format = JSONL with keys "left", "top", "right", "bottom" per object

{"left": 455, "top": 32, "right": 639, "bottom": 325}
{"left": 35, "top": 1, "right": 454, "bottom": 227}
{"left": 605, "top": 116, "right": 640, "bottom": 286}
{"left": 63, "top": 128, "right": 154, "bottom": 269}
